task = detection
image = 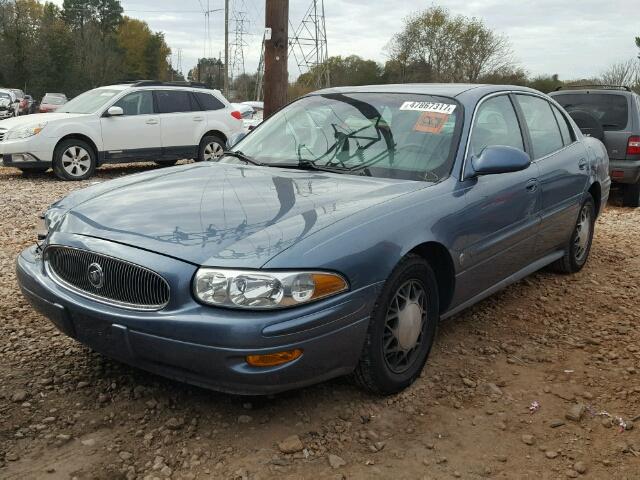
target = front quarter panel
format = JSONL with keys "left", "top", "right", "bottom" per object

{"left": 43, "top": 115, "right": 104, "bottom": 151}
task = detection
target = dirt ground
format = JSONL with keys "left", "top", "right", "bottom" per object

{"left": 0, "top": 163, "right": 639, "bottom": 480}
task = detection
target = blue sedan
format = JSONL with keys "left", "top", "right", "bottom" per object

{"left": 17, "top": 84, "right": 610, "bottom": 395}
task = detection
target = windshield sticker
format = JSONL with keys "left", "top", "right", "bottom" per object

{"left": 400, "top": 101, "right": 456, "bottom": 114}
{"left": 413, "top": 111, "right": 449, "bottom": 134}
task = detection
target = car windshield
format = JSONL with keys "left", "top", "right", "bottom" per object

{"left": 57, "top": 89, "right": 120, "bottom": 113}
{"left": 225, "top": 92, "right": 461, "bottom": 181}
{"left": 553, "top": 93, "right": 629, "bottom": 131}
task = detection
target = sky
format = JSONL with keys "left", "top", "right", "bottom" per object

{"left": 51, "top": 0, "right": 639, "bottom": 81}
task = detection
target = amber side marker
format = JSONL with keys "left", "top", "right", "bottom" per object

{"left": 246, "top": 349, "right": 303, "bottom": 367}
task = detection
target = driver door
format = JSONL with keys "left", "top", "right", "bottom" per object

{"left": 100, "top": 90, "right": 161, "bottom": 161}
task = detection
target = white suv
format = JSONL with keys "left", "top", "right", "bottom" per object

{"left": 0, "top": 81, "right": 243, "bottom": 180}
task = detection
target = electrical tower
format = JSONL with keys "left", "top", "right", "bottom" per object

{"left": 288, "top": 0, "right": 329, "bottom": 88}
{"left": 229, "top": 7, "right": 249, "bottom": 82}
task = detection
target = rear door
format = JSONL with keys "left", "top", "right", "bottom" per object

{"left": 459, "top": 93, "right": 540, "bottom": 300}
{"left": 515, "top": 94, "right": 588, "bottom": 254}
{"left": 154, "top": 90, "right": 204, "bottom": 159}
{"left": 100, "top": 90, "right": 162, "bottom": 161}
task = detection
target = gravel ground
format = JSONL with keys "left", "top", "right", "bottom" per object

{"left": 1, "top": 163, "right": 639, "bottom": 480}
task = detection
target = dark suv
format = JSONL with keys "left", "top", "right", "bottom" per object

{"left": 550, "top": 85, "right": 640, "bottom": 207}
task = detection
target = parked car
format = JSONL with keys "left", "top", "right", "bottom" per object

{"left": 17, "top": 84, "right": 610, "bottom": 395}
{"left": 23, "top": 94, "right": 37, "bottom": 114}
{"left": 0, "top": 81, "right": 243, "bottom": 179}
{"left": 241, "top": 100, "right": 264, "bottom": 129}
{"left": 550, "top": 85, "right": 640, "bottom": 207}
{"left": 39, "top": 93, "right": 68, "bottom": 113}
{"left": 0, "top": 89, "right": 18, "bottom": 119}
{"left": 9, "top": 89, "right": 29, "bottom": 115}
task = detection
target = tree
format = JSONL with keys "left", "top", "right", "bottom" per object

{"left": 599, "top": 59, "right": 638, "bottom": 87}
{"left": 388, "top": 6, "right": 517, "bottom": 83}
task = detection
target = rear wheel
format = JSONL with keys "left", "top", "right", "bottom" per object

{"left": 622, "top": 182, "right": 640, "bottom": 208}
{"left": 353, "top": 255, "right": 439, "bottom": 395}
{"left": 52, "top": 139, "right": 96, "bottom": 181}
{"left": 550, "top": 194, "right": 595, "bottom": 274}
{"left": 197, "top": 135, "right": 225, "bottom": 162}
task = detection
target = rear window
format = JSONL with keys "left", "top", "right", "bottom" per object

{"left": 195, "top": 92, "right": 225, "bottom": 111}
{"left": 552, "top": 93, "right": 629, "bottom": 131}
{"left": 43, "top": 95, "right": 66, "bottom": 105}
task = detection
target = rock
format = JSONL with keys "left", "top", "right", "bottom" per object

{"left": 550, "top": 420, "right": 566, "bottom": 428}
{"left": 11, "top": 390, "right": 28, "bottom": 402}
{"left": 237, "top": 415, "right": 252, "bottom": 424}
{"left": 573, "top": 461, "right": 587, "bottom": 474}
{"left": 119, "top": 451, "right": 133, "bottom": 461}
{"left": 6, "top": 452, "right": 19, "bottom": 461}
{"left": 165, "top": 417, "right": 184, "bottom": 430}
{"left": 42, "top": 416, "right": 56, "bottom": 424}
{"left": 278, "top": 435, "right": 304, "bottom": 454}
{"left": 479, "top": 382, "right": 503, "bottom": 395}
{"left": 521, "top": 434, "right": 535, "bottom": 446}
{"left": 545, "top": 450, "right": 559, "bottom": 459}
{"left": 328, "top": 454, "right": 346, "bottom": 469}
{"left": 77, "top": 381, "right": 90, "bottom": 388}
{"left": 566, "top": 469, "right": 579, "bottom": 478}
{"left": 160, "top": 465, "right": 172, "bottom": 477}
{"left": 462, "top": 378, "right": 476, "bottom": 388}
{"left": 81, "top": 439, "right": 96, "bottom": 447}
{"left": 566, "top": 404, "right": 585, "bottom": 422}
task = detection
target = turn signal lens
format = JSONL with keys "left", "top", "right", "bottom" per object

{"left": 246, "top": 349, "right": 303, "bottom": 367}
{"left": 311, "top": 273, "right": 348, "bottom": 300}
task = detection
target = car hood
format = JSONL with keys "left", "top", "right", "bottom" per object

{"left": 53, "top": 163, "right": 427, "bottom": 268}
{"left": 0, "top": 112, "right": 89, "bottom": 129}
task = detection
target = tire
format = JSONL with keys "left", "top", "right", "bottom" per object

{"left": 622, "top": 182, "right": 640, "bottom": 208}
{"left": 197, "top": 134, "right": 226, "bottom": 162}
{"left": 52, "top": 139, "right": 97, "bottom": 181}
{"left": 550, "top": 194, "right": 596, "bottom": 274}
{"left": 353, "top": 254, "right": 439, "bottom": 395}
{"left": 155, "top": 160, "right": 178, "bottom": 167}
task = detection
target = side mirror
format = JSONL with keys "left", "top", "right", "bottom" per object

{"left": 471, "top": 145, "right": 531, "bottom": 176}
{"left": 226, "top": 131, "right": 247, "bottom": 149}
{"left": 106, "top": 106, "right": 124, "bottom": 117}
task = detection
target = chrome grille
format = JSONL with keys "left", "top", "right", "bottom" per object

{"left": 45, "top": 246, "right": 170, "bottom": 311}
{"left": 0, "top": 130, "right": 6, "bottom": 142}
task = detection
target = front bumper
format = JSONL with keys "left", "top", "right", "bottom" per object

{"left": 16, "top": 239, "right": 375, "bottom": 395}
{"left": 0, "top": 135, "right": 56, "bottom": 166}
{"left": 610, "top": 159, "right": 640, "bottom": 185}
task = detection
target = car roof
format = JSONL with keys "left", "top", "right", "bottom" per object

{"left": 311, "top": 83, "right": 544, "bottom": 99}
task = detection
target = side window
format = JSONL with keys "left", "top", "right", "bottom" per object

{"left": 551, "top": 104, "right": 574, "bottom": 146}
{"left": 470, "top": 95, "right": 524, "bottom": 155}
{"left": 155, "top": 90, "right": 196, "bottom": 113}
{"left": 195, "top": 92, "right": 225, "bottom": 111}
{"left": 516, "top": 95, "right": 564, "bottom": 159}
{"left": 113, "top": 91, "right": 154, "bottom": 116}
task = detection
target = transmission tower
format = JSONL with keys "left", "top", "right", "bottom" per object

{"left": 229, "top": 6, "right": 249, "bottom": 82}
{"left": 289, "top": 0, "right": 329, "bottom": 88}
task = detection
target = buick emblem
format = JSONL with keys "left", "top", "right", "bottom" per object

{"left": 87, "top": 262, "right": 104, "bottom": 289}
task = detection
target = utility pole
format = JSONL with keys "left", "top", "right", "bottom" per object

{"left": 224, "top": 0, "right": 230, "bottom": 98}
{"left": 264, "top": 0, "right": 288, "bottom": 118}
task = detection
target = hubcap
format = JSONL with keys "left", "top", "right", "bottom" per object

{"left": 383, "top": 279, "right": 428, "bottom": 374}
{"left": 203, "top": 142, "right": 224, "bottom": 161}
{"left": 573, "top": 204, "right": 591, "bottom": 261}
{"left": 61, "top": 146, "right": 91, "bottom": 177}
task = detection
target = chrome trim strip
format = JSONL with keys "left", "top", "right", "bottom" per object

{"left": 44, "top": 245, "right": 170, "bottom": 312}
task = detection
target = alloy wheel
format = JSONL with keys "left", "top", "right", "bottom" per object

{"left": 383, "top": 279, "right": 428, "bottom": 374}
{"left": 61, "top": 146, "right": 92, "bottom": 178}
{"left": 573, "top": 204, "right": 591, "bottom": 262}
{"left": 203, "top": 141, "right": 224, "bottom": 161}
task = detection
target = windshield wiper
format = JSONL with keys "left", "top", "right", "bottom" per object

{"left": 269, "top": 160, "right": 349, "bottom": 174}
{"left": 222, "top": 150, "right": 265, "bottom": 166}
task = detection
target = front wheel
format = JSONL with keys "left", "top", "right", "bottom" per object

{"left": 622, "top": 182, "right": 640, "bottom": 208}
{"left": 353, "top": 255, "right": 439, "bottom": 395}
{"left": 52, "top": 139, "right": 96, "bottom": 181}
{"left": 550, "top": 194, "right": 595, "bottom": 274}
{"left": 197, "top": 135, "right": 225, "bottom": 162}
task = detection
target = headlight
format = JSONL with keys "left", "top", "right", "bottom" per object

{"left": 193, "top": 268, "right": 348, "bottom": 309}
{"left": 6, "top": 122, "right": 47, "bottom": 140}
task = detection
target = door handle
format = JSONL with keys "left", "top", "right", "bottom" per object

{"left": 525, "top": 179, "right": 539, "bottom": 193}
{"left": 578, "top": 158, "right": 588, "bottom": 170}
{"left": 193, "top": 116, "right": 204, "bottom": 122}
{"left": 145, "top": 119, "right": 158, "bottom": 125}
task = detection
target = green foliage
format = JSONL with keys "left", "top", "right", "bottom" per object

{"left": 0, "top": 0, "right": 171, "bottom": 100}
